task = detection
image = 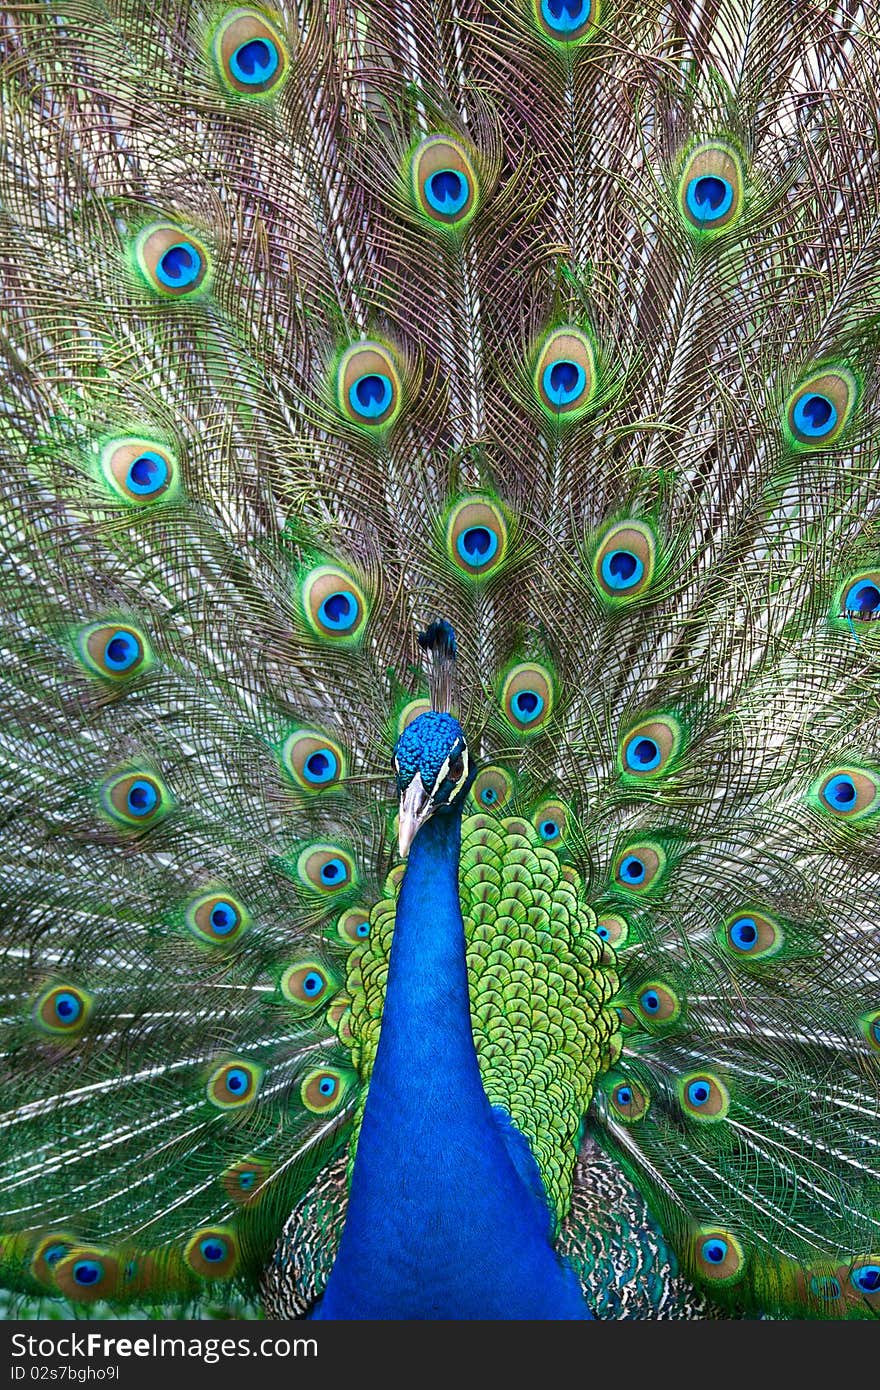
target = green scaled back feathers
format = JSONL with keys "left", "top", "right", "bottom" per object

{"left": 1, "top": 0, "right": 880, "bottom": 1319}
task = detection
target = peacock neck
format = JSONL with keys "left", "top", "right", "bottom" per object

{"left": 316, "top": 806, "right": 591, "bottom": 1320}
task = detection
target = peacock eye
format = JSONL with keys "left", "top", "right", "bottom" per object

{"left": 449, "top": 755, "right": 464, "bottom": 781}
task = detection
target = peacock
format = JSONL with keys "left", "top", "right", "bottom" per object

{"left": 2, "top": 0, "right": 880, "bottom": 1323}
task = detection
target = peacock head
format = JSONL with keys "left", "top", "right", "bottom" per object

{"left": 394, "top": 711, "right": 472, "bottom": 858}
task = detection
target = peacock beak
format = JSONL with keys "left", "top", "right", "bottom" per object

{"left": 398, "top": 776, "right": 434, "bottom": 859}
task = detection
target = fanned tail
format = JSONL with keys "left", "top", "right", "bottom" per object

{"left": 1, "top": 0, "right": 880, "bottom": 1318}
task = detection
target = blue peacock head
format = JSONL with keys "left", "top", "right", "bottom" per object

{"left": 394, "top": 711, "right": 472, "bottom": 857}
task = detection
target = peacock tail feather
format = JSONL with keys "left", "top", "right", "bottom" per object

{"left": 2, "top": 0, "right": 880, "bottom": 1318}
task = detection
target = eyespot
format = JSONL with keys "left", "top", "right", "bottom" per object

{"left": 212, "top": 8, "right": 288, "bottom": 95}
{"left": 532, "top": 0, "right": 600, "bottom": 42}
{"left": 281, "top": 729, "right": 346, "bottom": 792}
{"left": 532, "top": 800, "right": 568, "bottom": 846}
{"left": 470, "top": 766, "right": 514, "bottom": 811}
{"left": 786, "top": 368, "right": 856, "bottom": 447}
{"left": 410, "top": 136, "right": 479, "bottom": 230}
{"left": 31, "top": 1234, "right": 78, "bottom": 1286}
{"left": 221, "top": 1158, "right": 270, "bottom": 1205}
{"left": 849, "top": 1258, "right": 880, "bottom": 1300}
{"left": 841, "top": 572, "right": 880, "bottom": 621}
{"left": 532, "top": 327, "right": 597, "bottom": 422}
{"left": 809, "top": 1272, "right": 843, "bottom": 1302}
{"left": 692, "top": 1228, "right": 745, "bottom": 1283}
{"left": 185, "top": 892, "right": 251, "bottom": 947}
{"left": 76, "top": 623, "right": 152, "bottom": 680}
{"left": 335, "top": 907, "right": 372, "bottom": 947}
{"left": 612, "top": 841, "right": 667, "bottom": 894}
{"left": 619, "top": 715, "right": 682, "bottom": 779}
{"left": 281, "top": 961, "right": 336, "bottom": 1009}
{"left": 336, "top": 341, "right": 402, "bottom": 430}
{"left": 679, "top": 1072, "right": 730, "bottom": 1121}
{"left": 35, "top": 984, "right": 93, "bottom": 1035}
{"left": 678, "top": 142, "right": 744, "bottom": 235}
{"left": 100, "top": 772, "right": 172, "bottom": 829}
{"left": 300, "top": 1066, "right": 353, "bottom": 1114}
{"left": 134, "top": 224, "right": 210, "bottom": 297}
{"left": 722, "top": 910, "right": 783, "bottom": 961}
{"left": 53, "top": 1249, "right": 119, "bottom": 1302}
{"left": 184, "top": 1228, "right": 239, "bottom": 1279}
{"left": 593, "top": 521, "right": 656, "bottom": 603}
{"left": 100, "top": 437, "right": 177, "bottom": 505}
{"left": 815, "top": 767, "right": 880, "bottom": 819}
{"left": 206, "top": 1059, "right": 263, "bottom": 1109}
{"left": 635, "top": 981, "right": 680, "bottom": 1026}
{"left": 301, "top": 564, "right": 369, "bottom": 644}
{"left": 595, "top": 913, "right": 628, "bottom": 946}
{"left": 500, "top": 663, "right": 555, "bottom": 735}
{"left": 859, "top": 1010, "right": 880, "bottom": 1052}
{"left": 445, "top": 497, "right": 509, "bottom": 578}
{"left": 608, "top": 1077, "right": 649, "bottom": 1122}
{"left": 295, "top": 843, "right": 356, "bottom": 895}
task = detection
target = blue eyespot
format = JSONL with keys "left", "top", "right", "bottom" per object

{"left": 601, "top": 549, "right": 644, "bottom": 591}
{"left": 596, "top": 924, "right": 610, "bottom": 940}
{"left": 425, "top": 169, "right": 469, "bottom": 216}
{"left": 456, "top": 525, "right": 499, "bottom": 567}
{"left": 349, "top": 373, "right": 393, "bottom": 420}
{"left": 851, "top": 1264, "right": 880, "bottom": 1294}
{"left": 44, "top": 1243, "right": 69, "bottom": 1267}
{"left": 701, "top": 1238, "right": 727, "bottom": 1265}
{"left": 541, "top": 0, "right": 591, "bottom": 34}
{"left": 810, "top": 1275, "right": 842, "bottom": 1300}
{"left": 225, "top": 1068, "right": 249, "bottom": 1095}
{"left": 320, "top": 858, "right": 346, "bottom": 885}
{"left": 510, "top": 689, "right": 544, "bottom": 723}
{"left": 54, "top": 991, "right": 82, "bottom": 1024}
{"left": 626, "top": 736, "right": 660, "bottom": 771}
{"left": 319, "top": 1076, "right": 337, "bottom": 1097}
{"left": 792, "top": 392, "right": 837, "bottom": 439}
{"left": 874, "top": 1020, "right": 880, "bottom": 1046}
{"left": 200, "top": 1238, "right": 227, "bottom": 1263}
{"left": 239, "top": 1171, "right": 257, "bottom": 1191}
{"left": 126, "top": 449, "right": 169, "bottom": 497}
{"left": 156, "top": 242, "right": 203, "bottom": 289}
{"left": 317, "top": 590, "right": 357, "bottom": 631}
{"left": 844, "top": 579, "right": 880, "bottom": 616}
{"left": 355, "top": 920, "right": 370, "bottom": 938}
{"left": 103, "top": 631, "right": 141, "bottom": 671}
{"left": 73, "top": 1260, "right": 102, "bottom": 1286}
{"left": 541, "top": 358, "right": 586, "bottom": 407}
{"left": 614, "top": 1084, "right": 632, "bottom": 1106}
{"left": 209, "top": 902, "right": 238, "bottom": 936}
{"left": 821, "top": 774, "right": 857, "bottom": 810}
{"left": 230, "top": 37, "right": 280, "bottom": 84}
{"left": 619, "top": 854, "right": 646, "bottom": 884}
{"left": 685, "top": 175, "right": 734, "bottom": 223}
{"left": 302, "top": 972, "right": 324, "bottom": 997}
{"left": 481, "top": 786, "right": 498, "bottom": 805}
{"left": 126, "top": 779, "right": 159, "bottom": 817}
{"left": 687, "top": 1080, "right": 710, "bottom": 1107}
{"left": 639, "top": 988, "right": 660, "bottom": 1014}
{"left": 303, "top": 749, "right": 339, "bottom": 784}
{"left": 728, "top": 916, "right": 758, "bottom": 951}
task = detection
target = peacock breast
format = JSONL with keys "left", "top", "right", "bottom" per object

{"left": 346, "top": 812, "right": 622, "bottom": 1224}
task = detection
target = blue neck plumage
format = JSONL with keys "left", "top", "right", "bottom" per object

{"left": 316, "top": 804, "right": 591, "bottom": 1320}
